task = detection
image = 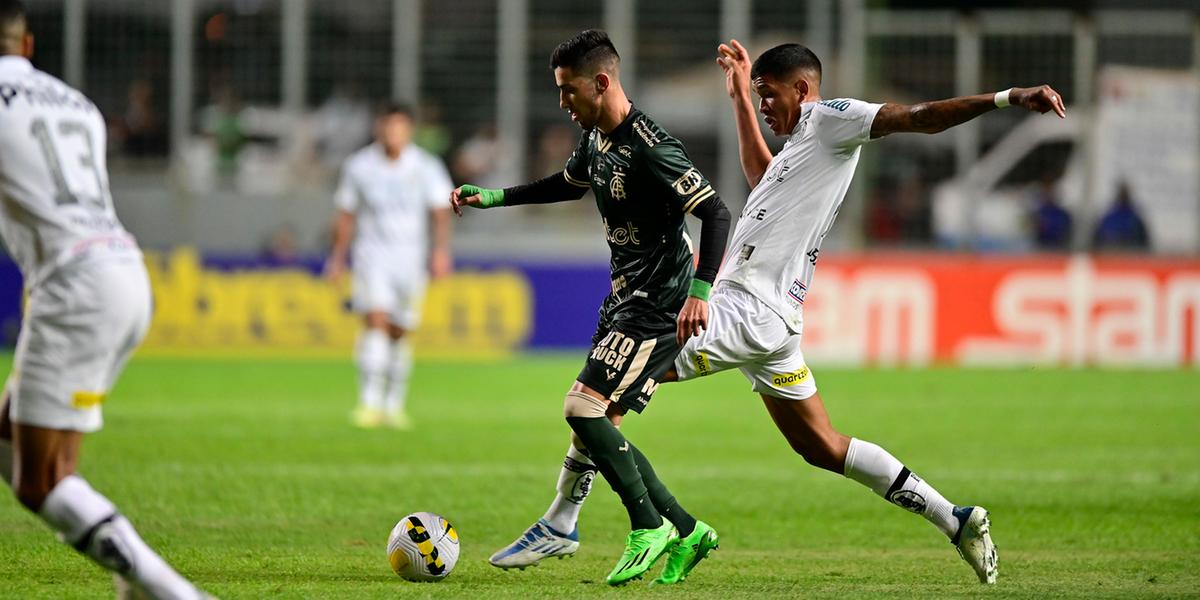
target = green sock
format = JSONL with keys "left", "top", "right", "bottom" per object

{"left": 566, "top": 416, "right": 663, "bottom": 531}
{"left": 629, "top": 442, "right": 697, "bottom": 537}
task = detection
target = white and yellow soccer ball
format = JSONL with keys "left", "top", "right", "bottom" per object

{"left": 387, "top": 512, "right": 460, "bottom": 582}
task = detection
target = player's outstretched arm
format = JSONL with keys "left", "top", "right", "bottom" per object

{"left": 870, "top": 85, "right": 1066, "bottom": 139}
{"left": 678, "top": 194, "right": 731, "bottom": 345}
{"left": 717, "top": 39, "right": 773, "bottom": 188}
{"left": 449, "top": 172, "right": 589, "bottom": 217}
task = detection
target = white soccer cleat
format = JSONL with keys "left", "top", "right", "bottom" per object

{"left": 951, "top": 506, "right": 998, "bottom": 584}
{"left": 489, "top": 519, "right": 580, "bottom": 570}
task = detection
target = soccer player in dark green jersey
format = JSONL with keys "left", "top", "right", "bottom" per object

{"left": 451, "top": 30, "right": 731, "bottom": 586}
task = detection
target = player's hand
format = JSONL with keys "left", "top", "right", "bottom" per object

{"left": 323, "top": 256, "right": 347, "bottom": 282}
{"left": 449, "top": 186, "right": 483, "bottom": 217}
{"left": 429, "top": 248, "right": 452, "bottom": 280}
{"left": 1011, "top": 85, "right": 1066, "bottom": 118}
{"left": 716, "top": 39, "right": 752, "bottom": 100}
{"left": 676, "top": 296, "right": 709, "bottom": 346}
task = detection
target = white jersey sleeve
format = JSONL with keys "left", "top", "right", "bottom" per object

{"left": 421, "top": 153, "right": 453, "bottom": 211}
{"left": 333, "top": 161, "right": 361, "bottom": 213}
{"left": 812, "top": 98, "right": 883, "bottom": 158}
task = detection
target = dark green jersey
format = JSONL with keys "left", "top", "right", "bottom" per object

{"left": 564, "top": 108, "right": 720, "bottom": 334}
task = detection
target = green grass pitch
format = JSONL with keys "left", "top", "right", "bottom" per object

{"left": 0, "top": 354, "right": 1197, "bottom": 599}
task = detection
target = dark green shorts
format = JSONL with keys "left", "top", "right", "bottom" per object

{"left": 576, "top": 325, "right": 680, "bottom": 414}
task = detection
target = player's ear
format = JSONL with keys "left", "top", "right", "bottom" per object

{"left": 594, "top": 72, "right": 610, "bottom": 95}
{"left": 23, "top": 33, "right": 34, "bottom": 59}
{"left": 793, "top": 77, "right": 809, "bottom": 102}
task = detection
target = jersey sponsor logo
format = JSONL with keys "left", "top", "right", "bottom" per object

{"left": 788, "top": 279, "right": 808, "bottom": 304}
{"left": 609, "top": 166, "right": 627, "bottom": 201}
{"left": 591, "top": 331, "right": 637, "bottom": 372}
{"left": 737, "top": 244, "right": 756, "bottom": 265}
{"left": 672, "top": 168, "right": 704, "bottom": 196}
{"left": 770, "top": 366, "right": 810, "bottom": 387}
{"left": 617, "top": 145, "right": 633, "bottom": 158}
{"left": 819, "top": 99, "right": 851, "bottom": 111}
{"left": 693, "top": 352, "right": 711, "bottom": 376}
{"left": 807, "top": 247, "right": 820, "bottom": 265}
{"left": 763, "top": 159, "right": 791, "bottom": 183}
{"left": 633, "top": 119, "right": 659, "bottom": 147}
{"left": 603, "top": 218, "right": 642, "bottom": 246}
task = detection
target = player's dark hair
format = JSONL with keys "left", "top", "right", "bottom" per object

{"left": 376, "top": 101, "right": 414, "bottom": 120}
{"left": 0, "top": 0, "right": 26, "bottom": 32}
{"left": 550, "top": 29, "right": 620, "bottom": 74}
{"left": 751, "top": 43, "right": 822, "bottom": 83}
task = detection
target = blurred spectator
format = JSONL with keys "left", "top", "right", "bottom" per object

{"left": 313, "top": 84, "right": 372, "bottom": 169}
{"left": 414, "top": 100, "right": 451, "bottom": 157}
{"left": 199, "top": 84, "right": 246, "bottom": 176}
{"left": 1093, "top": 181, "right": 1150, "bottom": 251}
{"left": 864, "top": 174, "right": 930, "bottom": 246}
{"left": 531, "top": 123, "right": 576, "bottom": 179}
{"left": 865, "top": 179, "right": 902, "bottom": 244}
{"left": 451, "top": 124, "right": 505, "bottom": 188}
{"left": 112, "top": 79, "right": 167, "bottom": 157}
{"left": 1030, "top": 176, "right": 1072, "bottom": 250}
{"left": 259, "top": 223, "right": 303, "bottom": 267}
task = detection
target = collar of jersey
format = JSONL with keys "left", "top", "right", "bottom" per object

{"left": 598, "top": 105, "right": 642, "bottom": 142}
{"left": 0, "top": 55, "right": 32, "bottom": 72}
{"left": 791, "top": 102, "right": 817, "bottom": 137}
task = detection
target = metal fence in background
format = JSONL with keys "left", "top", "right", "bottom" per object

{"left": 16, "top": 0, "right": 1200, "bottom": 258}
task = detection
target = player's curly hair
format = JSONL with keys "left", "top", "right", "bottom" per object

{"left": 751, "top": 43, "right": 822, "bottom": 83}
{"left": 550, "top": 29, "right": 620, "bottom": 74}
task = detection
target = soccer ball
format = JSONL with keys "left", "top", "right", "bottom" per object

{"left": 387, "top": 512, "right": 460, "bottom": 582}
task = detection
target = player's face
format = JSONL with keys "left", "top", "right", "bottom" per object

{"left": 555, "top": 66, "right": 603, "bottom": 130}
{"left": 377, "top": 113, "right": 413, "bottom": 154}
{"left": 753, "top": 74, "right": 803, "bottom": 136}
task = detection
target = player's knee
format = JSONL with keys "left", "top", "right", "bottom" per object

{"left": 796, "top": 434, "right": 848, "bottom": 473}
{"left": 563, "top": 391, "right": 607, "bottom": 419}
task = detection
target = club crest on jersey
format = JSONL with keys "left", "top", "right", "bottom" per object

{"left": 672, "top": 168, "right": 703, "bottom": 196}
{"left": 610, "top": 166, "right": 627, "bottom": 201}
{"left": 788, "top": 279, "right": 807, "bottom": 304}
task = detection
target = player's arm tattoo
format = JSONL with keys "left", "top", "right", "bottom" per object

{"left": 870, "top": 94, "right": 997, "bottom": 138}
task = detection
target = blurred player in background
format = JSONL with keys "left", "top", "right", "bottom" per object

{"left": 326, "top": 102, "right": 453, "bottom": 430}
{"left": 0, "top": 2, "right": 209, "bottom": 598}
{"left": 452, "top": 30, "right": 732, "bottom": 586}
{"left": 503, "top": 38, "right": 1068, "bottom": 585}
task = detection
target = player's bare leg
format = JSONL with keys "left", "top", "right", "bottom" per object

{"left": 353, "top": 311, "right": 392, "bottom": 428}
{"left": 2, "top": 401, "right": 207, "bottom": 599}
{"left": 761, "top": 392, "right": 997, "bottom": 583}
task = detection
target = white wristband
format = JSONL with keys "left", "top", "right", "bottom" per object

{"left": 994, "top": 88, "right": 1012, "bottom": 108}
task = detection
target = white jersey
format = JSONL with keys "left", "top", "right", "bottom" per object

{"left": 0, "top": 56, "right": 139, "bottom": 289}
{"left": 334, "top": 142, "right": 452, "bottom": 269}
{"left": 718, "top": 98, "right": 883, "bottom": 333}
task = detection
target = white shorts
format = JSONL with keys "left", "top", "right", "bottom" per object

{"left": 673, "top": 283, "right": 817, "bottom": 401}
{"left": 6, "top": 257, "right": 152, "bottom": 433}
{"left": 351, "top": 261, "right": 426, "bottom": 329}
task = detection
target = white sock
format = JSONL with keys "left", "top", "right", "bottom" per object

{"left": 383, "top": 338, "right": 413, "bottom": 416}
{"left": 0, "top": 438, "right": 12, "bottom": 486}
{"left": 39, "top": 475, "right": 200, "bottom": 599}
{"left": 541, "top": 445, "right": 596, "bottom": 534}
{"left": 356, "top": 329, "right": 389, "bottom": 412}
{"left": 843, "top": 438, "right": 959, "bottom": 539}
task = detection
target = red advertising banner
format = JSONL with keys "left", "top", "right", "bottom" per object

{"left": 800, "top": 254, "right": 1200, "bottom": 367}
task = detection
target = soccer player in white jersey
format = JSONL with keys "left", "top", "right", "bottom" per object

{"left": 0, "top": 2, "right": 210, "bottom": 598}
{"left": 493, "top": 39, "right": 1066, "bottom": 585}
{"left": 325, "top": 102, "right": 453, "bottom": 430}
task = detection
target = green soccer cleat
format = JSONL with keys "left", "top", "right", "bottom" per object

{"left": 605, "top": 520, "right": 677, "bottom": 586}
{"left": 651, "top": 520, "right": 719, "bottom": 585}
